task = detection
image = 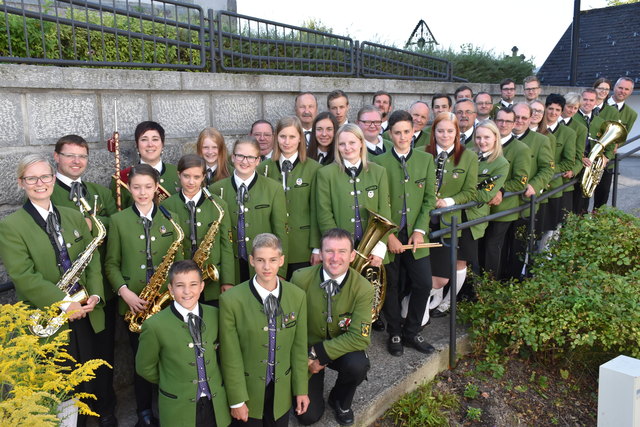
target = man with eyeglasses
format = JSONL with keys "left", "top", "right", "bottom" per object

{"left": 373, "top": 91, "right": 393, "bottom": 133}
{"left": 50, "top": 134, "right": 118, "bottom": 427}
{"left": 250, "top": 119, "right": 275, "bottom": 160}
{"left": 474, "top": 92, "right": 493, "bottom": 123}
{"left": 523, "top": 76, "right": 542, "bottom": 102}
{"left": 481, "top": 108, "right": 531, "bottom": 279}
{"left": 357, "top": 105, "right": 392, "bottom": 157}
{"left": 491, "top": 78, "right": 517, "bottom": 119}
{"left": 454, "top": 98, "right": 478, "bottom": 148}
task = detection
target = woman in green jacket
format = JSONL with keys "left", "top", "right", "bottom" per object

{"left": 307, "top": 111, "right": 338, "bottom": 166}
{"left": 258, "top": 117, "right": 321, "bottom": 278}
{"left": 196, "top": 126, "right": 232, "bottom": 186}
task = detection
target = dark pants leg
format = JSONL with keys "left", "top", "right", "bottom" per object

{"left": 480, "top": 221, "right": 512, "bottom": 278}
{"left": 239, "top": 258, "right": 250, "bottom": 282}
{"left": 232, "top": 382, "right": 289, "bottom": 427}
{"left": 196, "top": 398, "right": 216, "bottom": 427}
{"left": 573, "top": 180, "right": 590, "bottom": 215}
{"left": 593, "top": 168, "right": 612, "bottom": 209}
{"left": 295, "top": 369, "right": 325, "bottom": 426}
{"left": 90, "top": 297, "right": 117, "bottom": 417}
{"left": 504, "top": 218, "right": 530, "bottom": 280}
{"left": 328, "top": 351, "right": 370, "bottom": 410}
{"left": 127, "top": 327, "right": 153, "bottom": 413}
{"left": 67, "top": 317, "right": 96, "bottom": 427}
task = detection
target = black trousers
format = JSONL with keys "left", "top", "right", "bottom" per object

{"left": 383, "top": 228, "right": 432, "bottom": 337}
{"left": 126, "top": 324, "right": 154, "bottom": 414}
{"left": 573, "top": 179, "right": 590, "bottom": 215}
{"left": 295, "top": 351, "right": 370, "bottom": 426}
{"left": 66, "top": 317, "right": 96, "bottom": 427}
{"left": 239, "top": 258, "right": 250, "bottom": 282}
{"left": 89, "top": 297, "right": 117, "bottom": 417}
{"left": 593, "top": 168, "right": 613, "bottom": 209}
{"left": 502, "top": 218, "right": 531, "bottom": 280}
{"left": 479, "top": 220, "right": 512, "bottom": 279}
{"left": 196, "top": 397, "right": 216, "bottom": 427}
{"left": 233, "top": 382, "right": 288, "bottom": 427}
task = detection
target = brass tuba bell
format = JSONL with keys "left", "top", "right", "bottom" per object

{"left": 581, "top": 121, "right": 627, "bottom": 198}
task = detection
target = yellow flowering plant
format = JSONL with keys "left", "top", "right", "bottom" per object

{"left": 0, "top": 302, "right": 110, "bottom": 426}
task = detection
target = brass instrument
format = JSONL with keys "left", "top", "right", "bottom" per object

{"left": 107, "top": 100, "right": 123, "bottom": 210}
{"left": 30, "top": 197, "right": 107, "bottom": 337}
{"left": 477, "top": 174, "right": 502, "bottom": 192}
{"left": 350, "top": 210, "right": 397, "bottom": 322}
{"left": 581, "top": 121, "right": 627, "bottom": 198}
{"left": 192, "top": 187, "right": 224, "bottom": 282}
{"left": 125, "top": 206, "right": 184, "bottom": 333}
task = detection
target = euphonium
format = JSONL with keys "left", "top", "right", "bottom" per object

{"left": 125, "top": 206, "right": 184, "bottom": 333}
{"left": 192, "top": 187, "right": 224, "bottom": 282}
{"left": 581, "top": 121, "right": 627, "bottom": 198}
{"left": 350, "top": 210, "right": 397, "bottom": 322}
{"left": 29, "top": 197, "right": 107, "bottom": 338}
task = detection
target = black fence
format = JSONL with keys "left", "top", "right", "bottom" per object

{"left": 0, "top": 0, "right": 457, "bottom": 80}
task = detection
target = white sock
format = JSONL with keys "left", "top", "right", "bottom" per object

{"left": 438, "top": 268, "right": 467, "bottom": 311}
{"left": 428, "top": 287, "right": 444, "bottom": 310}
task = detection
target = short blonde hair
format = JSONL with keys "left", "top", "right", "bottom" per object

{"left": 251, "top": 233, "right": 282, "bottom": 255}
{"left": 17, "top": 153, "right": 54, "bottom": 180}
{"left": 334, "top": 123, "right": 369, "bottom": 172}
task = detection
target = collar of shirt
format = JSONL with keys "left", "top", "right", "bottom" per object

{"left": 136, "top": 203, "right": 155, "bottom": 221}
{"left": 343, "top": 159, "right": 362, "bottom": 169}
{"left": 55, "top": 172, "right": 82, "bottom": 187}
{"left": 595, "top": 102, "right": 605, "bottom": 110}
{"left": 515, "top": 131, "right": 526, "bottom": 139}
{"left": 548, "top": 121, "right": 559, "bottom": 132}
{"left": 579, "top": 110, "right": 592, "bottom": 120}
{"left": 529, "top": 125, "right": 539, "bottom": 132}
{"left": 233, "top": 171, "right": 256, "bottom": 189}
{"left": 365, "top": 137, "right": 384, "bottom": 152}
{"left": 207, "top": 164, "right": 218, "bottom": 174}
{"left": 561, "top": 117, "right": 571, "bottom": 125}
{"left": 480, "top": 151, "right": 493, "bottom": 159}
{"left": 173, "top": 301, "right": 200, "bottom": 323}
{"left": 436, "top": 145, "right": 454, "bottom": 155}
{"left": 462, "top": 127, "right": 474, "bottom": 140}
{"left": 413, "top": 130, "right": 422, "bottom": 138}
{"left": 263, "top": 150, "right": 273, "bottom": 160}
{"left": 252, "top": 275, "right": 280, "bottom": 303}
{"left": 303, "top": 127, "right": 312, "bottom": 134}
{"left": 607, "top": 98, "right": 624, "bottom": 109}
{"left": 500, "top": 134, "right": 513, "bottom": 145}
{"left": 141, "top": 159, "right": 163, "bottom": 174}
{"left": 322, "top": 269, "right": 347, "bottom": 286}
{"left": 380, "top": 120, "right": 388, "bottom": 130}
{"left": 279, "top": 152, "right": 299, "bottom": 167}
{"left": 317, "top": 148, "right": 329, "bottom": 157}
{"left": 393, "top": 147, "right": 410, "bottom": 159}
{"left": 501, "top": 99, "right": 512, "bottom": 107}
{"left": 182, "top": 189, "right": 202, "bottom": 205}
{"left": 33, "top": 201, "right": 55, "bottom": 223}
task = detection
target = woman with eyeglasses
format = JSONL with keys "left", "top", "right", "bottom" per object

{"left": 162, "top": 154, "right": 235, "bottom": 304}
{"left": 258, "top": 117, "right": 321, "bottom": 278}
{"left": 307, "top": 111, "right": 339, "bottom": 166}
{"left": 0, "top": 154, "right": 105, "bottom": 421}
{"left": 210, "top": 137, "right": 288, "bottom": 282}
{"left": 424, "top": 113, "right": 477, "bottom": 318}
{"left": 196, "top": 127, "right": 232, "bottom": 186}
{"left": 592, "top": 78, "right": 616, "bottom": 120}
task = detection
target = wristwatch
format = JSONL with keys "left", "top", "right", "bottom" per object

{"left": 308, "top": 346, "right": 318, "bottom": 360}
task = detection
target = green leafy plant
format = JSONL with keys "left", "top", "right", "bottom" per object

{"left": 384, "top": 380, "right": 460, "bottom": 427}
{"left": 466, "top": 406, "right": 483, "bottom": 422}
{"left": 463, "top": 383, "right": 480, "bottom": 399}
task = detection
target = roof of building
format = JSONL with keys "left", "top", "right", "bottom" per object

{"left": 537, "top": 2, "right": 640, "bottom": 87}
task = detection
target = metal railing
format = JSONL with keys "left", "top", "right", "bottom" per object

{"left": 611, "top": 134, "right": 640, "bottom": 207}
{"left": 1, "top": 0, "right": 456, "bottom": 79}
{"left": 0, "top": 0, "right": 207, "bottom": 69}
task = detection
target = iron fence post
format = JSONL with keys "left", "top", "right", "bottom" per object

{"left": 612, "top": 154, "right": 619, "bottom": 208}
{"left": 449, "top": 214, "right": 458, "bottom": 369}
{"left": 207, "top": 8, "right": 216, "bottom": 73}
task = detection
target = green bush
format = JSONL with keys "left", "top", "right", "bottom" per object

{"left": 384, "top": 380, "right": 459, "bottom": 427}
{"left": 460, "top": 207, "right": 640, "bottom": 375}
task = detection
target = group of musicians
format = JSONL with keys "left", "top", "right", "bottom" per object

{"left": 0, "top": 76, "right": 636, "bottom": 427}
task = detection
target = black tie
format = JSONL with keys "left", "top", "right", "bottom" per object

{"left": 593, "top": 106, "right": 601, "bottom": 116}
{"left": 187, "top": 200, "right": 197, "bottom": 257}
{"left": 237, "top": 184, "right": 248, "bottom": 260}
{"left": 400, "top": 156, "right": 409, "bottom": 229}
{"left": 411, "top": 135, "right": 416, "bottom": 148}
{"left": 320, "top": 279, "right": 340, "bottom": 322}
{"left": 281, "top": 160, "right": 293, "bottom": 192}
{"left": 206, "top": 168, "right": 214, "bottom": 185}
{"left": 435, "top": 151, "right": 448, "bottom": 192}
{"left": 318, "top": 153, "right": 326, "bottom": 164}
{"left": 46, "top": 211, "right": 63, "bottom": 253}
{"left": 187, "top": 312, "right": 205, "bottom": 354}
{"left": 69, "top": 181, "right": 86, "bottom": 203}
{"left": 142, "top": 217, "right": 154, "bottom": 282}
{"left": 304, "top": 131, "right": 311, "bottom": 142}
{"left": 349, "top": 167, "right": 363, "bottom": 243}
{"left": 374, "top": 146, "right": 384, "bottom": 155}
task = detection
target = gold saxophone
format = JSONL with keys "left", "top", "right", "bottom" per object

{"left": 30, "top": 197, "right": 106, "bottom": 338}
{"left": 350, "top": 210, "right": 397, "bottom": 322}
{"left": 581, "top": 121, "right": 627, "bottom": 198}
{"left": 125, "top": 206, "right": 184, "bottom": 333}
{"left": 192, "top": 187, "right": 224, "bottom": 282}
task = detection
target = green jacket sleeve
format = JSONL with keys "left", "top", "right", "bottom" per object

{"left": 136, "top": 320, "right": 161, "bottom": 384}
{"left": 504, "top": 146, "right": 531, "bottom": 193}
{"left": 414, "top": 157, "right": 437, "bottom": 232}
{"left": 219, "top": 293, "right": 250, "bottom": 406}
{"left": 530, "top": 136, "right": 555, "bottom": 194}
{"left": 291, "top": 293, "right": 308, "bottom": 396}
{"left": 315, "top": 168, "right": 339, "bottom": 234}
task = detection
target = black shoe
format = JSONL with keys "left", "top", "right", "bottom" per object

{"left": 136, "top": 410, "right": 158, "bottom": 427}
{"left": 372, "top": 318, "right": 385, "bottom": 331}
{"left": 387, "top": 335, "right": 404, "bottom": 357}
{"left": 99, "top": 414, "right": 118, "bottom": 427}
{"left": 431, "top": 308, "right": 449, "bottom": 318}
{"left": 403, "top": 334, "right": 436, "bottom": 354}
{"left": 328, "top": 397, "right": 354, "bottom": 426}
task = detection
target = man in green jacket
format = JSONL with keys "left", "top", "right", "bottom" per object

{"left": 291, "top": 228, "right": 373, "bottom": 426}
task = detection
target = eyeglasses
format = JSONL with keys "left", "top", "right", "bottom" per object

{"left": 515, "top": 115, "right": 530, "bottom": 121}
{"left": 233, "top": 154, "right": 260, "bottom": 163}
{"left": 501, "top": 87, "right": 516, "bottom": 91}
{"left": 358, "top": 120, "right": 382, "bottom": 127}
{"left": 22, "top": 174, "right": 55, "bottom": 185}
{"left": 455, "top": 110, "right": 476, "bottom": 116}
{"left": 524, "top": 87, "right": 540, "bottom": 91}
{"left": 531, "top": 109, "right": 544, "bottom": 115}
{"left": 58, "top": 152, "right": 89, "bottom": 161}
{"left": 495, "top": 119, "right": 515, "bottom": 125}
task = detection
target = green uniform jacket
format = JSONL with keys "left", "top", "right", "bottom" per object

{"left": 373, "top": 149, "right": 436, "bottom": 261}
{"left": 290, "top": 265, "right": 373, "bottom": 363}
{"left": 209, "top": 175, "right": 289, "bottom": 278}
{"left": 257, "top": 158, "right": 322, "bottom": 263}
{"left": 0, "top": 203, "right": 105, "bottom": 333}
{"left": 433, "top": 148, "right": 478, "bottom": 234}
{"left": 574, "top": 113, "right": 612, "bottom": 159}
{"left": 565, "top": 117, "right": 588, "bottom": 179}
{"left": 597, "top": 103, "right": 620, "bottom": 122}
{"left": 490, "top": 136, "right": 532, "bottom": 222}
{"left": 219, "top": 280, "right": 308, "bottom": 420}
{"left": 365, "top": 139, "right": 393, "bottom": 159}
{"left": 161, "top": 192, "right": 236, "bottom": 301}
{"left": 110, "top": 162, "right": 180, "bottom": 208}
{"left": 490, "top": 101, "right": 512, "bottom": 120}
{"left": 382, "top": 129, "right": 430, "bottom": 148}
{"left": 314, "top": 162, "right": 391, "bottom": 249}
{"left": 599, "top": 102, "right": 637, "bottom": 131}
{"left": 104, "top": 205, "right": 185, "bottom": 315}
{"left": 517, "top": 130, "right": 555, "bottom": 217}
{"left": 136, "top": 303, "right": 231, "bottom": 427}
{"left": 467, "top": 155, "right": 510, "bottom": 239}
{"left": 547, "top": 124, "right": 576, "bottom": 198}
{"left": 51, "top": 179, "right": 118, "bottom": 300}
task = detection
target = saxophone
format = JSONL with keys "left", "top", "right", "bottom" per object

{"left": 192, "top": 187, "right": 224, "bottom": 282}
{"left": 125, "top": 206, "right": 184, "bottom": 333}
{"left": 351, "top": 210, "right": 397, "bottom": 322}
{"left": 29, "top": 197, "right": 106, "bottom": 337}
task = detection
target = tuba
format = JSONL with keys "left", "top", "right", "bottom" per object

{"left": 30, "top": 197, "right": 107, "bottom": 337}
{"left": 581, "top": 121, "right": 627, "bottom": 198}
{"left": 351, "top": 210, "right": 397, "bottom": 322}
{"left": 125, "top": 206, "right": 184, "bottom": 333}
{"left": 192, "top": 187, "right": 224, "bottom": 282}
